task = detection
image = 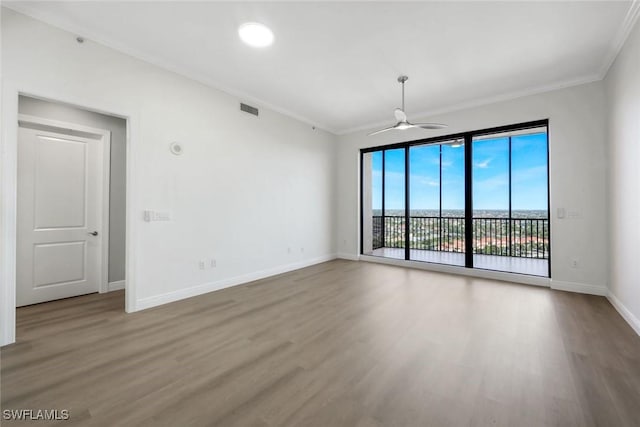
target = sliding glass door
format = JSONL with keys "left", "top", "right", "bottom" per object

{"left": 408, "top": 140, "right": 465, "bottom": 266}
{"left": 361, "top": 148, "right": 406, "bottom": 259}
{"left": 361, "top": 120, "right": 550, "bottom": 277}
{"left": 472, "top": 127, "right": 549, "bottom": 276}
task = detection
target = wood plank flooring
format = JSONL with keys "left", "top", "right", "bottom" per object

{"left": 2, "top": 260, "right": 640, "bottom": 426}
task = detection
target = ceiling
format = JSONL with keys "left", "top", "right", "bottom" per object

{"left": 5, "top": 1, "right": 638, "bottom": 134}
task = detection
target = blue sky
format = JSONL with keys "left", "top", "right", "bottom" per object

{"left": 370, "top": 132, "right": 548, "bottom": 211}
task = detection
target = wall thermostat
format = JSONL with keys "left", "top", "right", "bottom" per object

{"left": 169, "top": 142, "right": 183, "bottom": 156}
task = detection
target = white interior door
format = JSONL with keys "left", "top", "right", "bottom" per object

{"left": 17, "top": 126, "right": 106, "bottom": 306}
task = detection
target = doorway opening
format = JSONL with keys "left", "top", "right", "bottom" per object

{"left": 16, "top": 95, "right": 127, "bottom": 308}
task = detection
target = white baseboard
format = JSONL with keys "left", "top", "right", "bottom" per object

{"left": 135, "top": 254, "right": 337, "bottom": 311}
{"left": 550, "top": 280, "right": 608, "bottom": 296}
{"left": 107, "top": 280, "right": 125, "bottom": 292}
{"left": 607, "top": 291, "right": 640, "bottom": 336}
{"left": 336, "top": 252, "right": 359, "bottom": 261}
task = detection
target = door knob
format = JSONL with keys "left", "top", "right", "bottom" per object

{"left": 88, "top": 231, "right": 98, "bottom": 236}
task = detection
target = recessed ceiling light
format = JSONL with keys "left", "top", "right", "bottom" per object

{"left": 238, "top": 22, "right": 274, "bottom": 48}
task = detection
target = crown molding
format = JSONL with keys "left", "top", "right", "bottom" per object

{"left": 598, "top": 0, "right": 640, "bottom": 78}
{"left": 2, "top": 4, "right": 338, "bottom": 134}
{"left": 335, "top": 73, "right": 601, "bottom": 135}
{"left": 5, "top": 1, "right": 638, "bottom": 138}
{"left": 337, "top": 0, "right": 640, "bottom": 138}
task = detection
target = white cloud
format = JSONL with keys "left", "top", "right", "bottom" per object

{"left": 474, "top": 158, "right": 492, "bottom": 169}
{"left": 420, "top": 178, "right": 439, "bottom": 187}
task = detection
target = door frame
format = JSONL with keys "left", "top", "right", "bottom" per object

{"left": 1, "top": 82, "right": 140, "bottom": 346}
{"left": 17, "top": 114, "right": 112, "bottom": 295}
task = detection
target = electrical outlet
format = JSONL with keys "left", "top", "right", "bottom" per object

{"left": 287, "top": 247, "right": 291, "bottom": 254}
{"left": 570, "top": 257, "right": 579, "bottom": 268}
{"left": 199, "top": 260, "right": 205, "bottom": 270}
{"left": 300, "top": 247, "right": 304, "bottom": 253}
{"left": 210, "top": 259, "right": 216, "bottom": 268}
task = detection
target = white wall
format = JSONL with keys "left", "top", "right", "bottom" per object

{"left": 1, "top": 9, "right": 337, "bottom": 345}
{"left": 18, "top": 96, "right": 127, "bottom": 284}
{"left": 605, "top": 19, "right": 640, "bottom": 334}
{"left": 336, "top": 82, "right": 609, "bottom": 294}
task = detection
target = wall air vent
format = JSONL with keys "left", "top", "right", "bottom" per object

{"left": 240, "top": 103, "right": 259, "bottom": 116}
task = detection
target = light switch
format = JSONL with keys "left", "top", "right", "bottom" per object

{"left": 557, "top": 208, "right": 565, "bottom": 219}
{"left": 144, "top": 210, "right": 172, "bottom": 222}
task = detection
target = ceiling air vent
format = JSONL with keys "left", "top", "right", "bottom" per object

{"left": 240, "top": 103, "right": 259, "bottom": 116}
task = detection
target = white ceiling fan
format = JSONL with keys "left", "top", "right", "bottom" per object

{"left": 368, "top": 75, "right": 447, "bottom": 136}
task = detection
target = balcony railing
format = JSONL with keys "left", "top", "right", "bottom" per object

{"left": 372, "top": 216, "right": 549, "bottom": 259}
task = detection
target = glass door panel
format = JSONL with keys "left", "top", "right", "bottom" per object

{"left": 511, "top": 132, "right": 549, "bottom": 266}
{"left": 409, "top": 144, "right": 440, "bottom": 253}
{"left": 472, "top": 127, "right": 549, "bottom": 276}
{"left": 440, "top": 141, "right": 466, "bottom": 262}
{"left": 472, "top": 136, "right": 510, "bottom": 258}
{"left": 409, "top": 140, "right": 465, "bottom": 266}
{"left": 361, "top": 151, "right": 382, "bottom": 256}
{"left": 383, "top": 148, "right": 406, "bottom": 259}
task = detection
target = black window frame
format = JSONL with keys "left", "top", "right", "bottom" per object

{"left": 360, "top": 119, "right": 551, "bottom": 278}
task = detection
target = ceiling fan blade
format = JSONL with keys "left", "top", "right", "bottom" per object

{"left": 367, "top": 125, "right": 398, "bottom": 136}
{"left": 394, "top": 108, "right": 407, "bottom": 122}
{"left": 414, "top": 122, "right": 448, "bottom": 130}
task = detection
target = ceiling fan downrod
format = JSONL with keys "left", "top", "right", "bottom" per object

{"left": 398, "top": 75, "right": 408, "bottom": 112}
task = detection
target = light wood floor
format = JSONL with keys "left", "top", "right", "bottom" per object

{"left": 2, "top": 260, "right": 640, "bottom": 426}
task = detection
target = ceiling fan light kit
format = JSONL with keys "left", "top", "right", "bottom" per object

{"left": 368, "top": 75, "right": 447, "bottom": 136}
